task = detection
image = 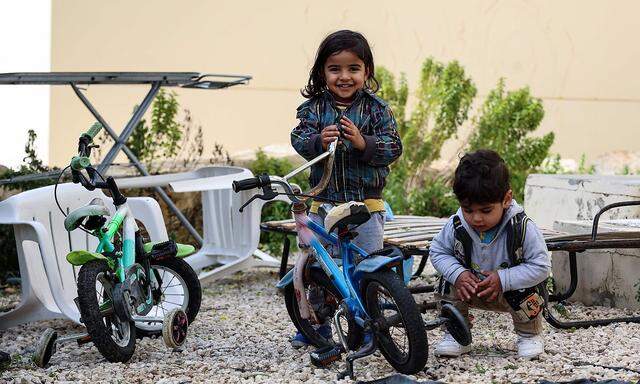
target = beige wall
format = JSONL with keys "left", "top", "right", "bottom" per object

{"left": 50, "top": 0, "right": 640, "bottom": 167}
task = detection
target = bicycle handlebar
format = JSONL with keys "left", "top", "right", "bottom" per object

{"left": 70, "top": 156, "right": 91, "bottom": 171}
{"left": 233, "top": 140, "right": 339, "bottom": 207}
{"left": 68, "top": 122, "right": 127, "bottom": 206}
{"left": 84, "top": 122, "right": 103, "bottom": 140}
{"left": 232, "top": 175, "right": 269, "bottom": 193}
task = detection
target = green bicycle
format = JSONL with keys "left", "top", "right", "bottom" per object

{"left": 34, "top": 123, "right": 202, "bottom": 366}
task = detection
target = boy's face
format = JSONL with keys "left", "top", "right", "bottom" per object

{"left": 460, "top": 190, "right": 513, "bottom": 233}
{"left": 323, "top": 50, "right": 368, "bottom": 103}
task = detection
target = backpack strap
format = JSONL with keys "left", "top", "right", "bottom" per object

{"left": 438, "top": 215, "right": 473, "bottom": 295}
{"left": 506, "top": 211, "right": 530, "bottom": 266}
{"left": 452, "top": 215, "right": 473, "bottom": 269}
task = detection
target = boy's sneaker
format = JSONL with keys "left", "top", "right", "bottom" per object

{"left": 517, "top": 334, "right": 544, "bottom": 359}
{"left": 290, "top": 324, "right": 332, "bottom": 348}
{"left": 434, "top": 332, "right": 471, "bottom": 357}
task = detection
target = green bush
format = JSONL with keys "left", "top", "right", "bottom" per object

{"left": 379, "top": 58, "right": 555, "bottom": 215}
{"left": 468, "top": 79, "right": 552, "bottom": 202}
{"left": 408, "top": 178, "right": 459, "bottom": 218}
{"left": 379, "top": 58, "right": 476, "bottom": 216}
{"left": 248, "top": 150, "right": 309, "bottom": 255}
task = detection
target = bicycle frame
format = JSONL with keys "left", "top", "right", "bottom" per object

{"left": 94, "top": 201, "right": 139, "bottom": 282}
{"left": 236, "top": 140, "right": 402, "bottom": 329}
{"left": 294, "top": 211, "right": 372, "bottom": 327}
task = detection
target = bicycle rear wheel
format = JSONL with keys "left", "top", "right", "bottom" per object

{"left": 135, "top": 257, "right": 201, "bottom": 338}
{"left": 284, "top": 268, "right": 362, "bottom": 349}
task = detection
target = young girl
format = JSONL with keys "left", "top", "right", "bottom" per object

{"left": 290, "top": 30, "right": 403, "bottom": 347}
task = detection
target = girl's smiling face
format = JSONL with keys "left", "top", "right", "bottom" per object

{"left": 323, "top": 50, "right": 368, "bottom": 103}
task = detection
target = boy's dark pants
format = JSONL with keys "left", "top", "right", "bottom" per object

{"left": 435, "top": 285, "right": 543, "bottom": 336}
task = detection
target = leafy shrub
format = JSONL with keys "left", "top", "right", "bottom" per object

{"left": 92, "top": 89, "right": 232, "bottom": 174}
{"left": 379, "top": 59, "right": 476, "bottom": 215}
{"left": 468, "top": 79, "right": 552, "bottom": 202}
{"left": 379, "top": 58, "right": 555, "bottom": 215}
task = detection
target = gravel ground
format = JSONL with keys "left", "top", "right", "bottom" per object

{"left": 1, "top": 266, "right": 639, "bottom": 384}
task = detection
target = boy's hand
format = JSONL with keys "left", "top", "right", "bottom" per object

{"left": 476, "top": 271, "right": 502, "bottom": 302}
{"left": 320, "top": 125, "right": 340, "bottom": 150}
{"left": 454, "top": 270, "right": 480, "bottom": 302}
{"left": 340, "top": 116, "right": 366, "bottom": 151}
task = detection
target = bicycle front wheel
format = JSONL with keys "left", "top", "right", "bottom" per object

{"left": 77, "top": 260, "right": 136, "bottom": 363}
{"left": 362, "top": 270, "right": 428, "bottom": 374}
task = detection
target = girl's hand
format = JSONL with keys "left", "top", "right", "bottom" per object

{"left": 340, "top": 116, "right": 366, "bottom": 151}
{"left": 320, "top": 125, "right": 340, "bottom": 150}
{"left": 476, "top": 271, "right": 502, "bottom": 302}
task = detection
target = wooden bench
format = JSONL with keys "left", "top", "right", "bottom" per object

{"left": 261, "top": 211, "right": 640, "bottom": 329}
{"left": 261, "top": 215, "right": 564, "bottom": 279}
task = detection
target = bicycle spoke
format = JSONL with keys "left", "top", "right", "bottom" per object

{"left": 159, "top": 302, "right": 168, "bottom": 316}
{"left": 161, "top": 275, "right": 177, "bottom": 294}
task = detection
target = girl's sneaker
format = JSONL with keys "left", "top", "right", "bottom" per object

{"left": 434, "top": 332, "right": 471, "bottom": 357}
{"left": 290, "top": 325, "right": 332, "bottom": 348}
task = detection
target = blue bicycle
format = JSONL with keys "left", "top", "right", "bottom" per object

{"left": 233, "top": 141, "right": 468, "bottom": 379}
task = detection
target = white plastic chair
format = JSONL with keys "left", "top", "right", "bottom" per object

{"left": 116, "top": 165, "right": 290, "bottom": 283}
{"left": 0, "top": 183, "right": 168, "bottom": 329}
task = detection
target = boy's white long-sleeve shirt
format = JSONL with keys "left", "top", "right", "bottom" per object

{"left": 429, "top": 200, "right": 551, "bottom": 292}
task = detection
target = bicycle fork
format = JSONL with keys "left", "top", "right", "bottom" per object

{"left": 334, "top": 304, "right": 377, "bottom": 381}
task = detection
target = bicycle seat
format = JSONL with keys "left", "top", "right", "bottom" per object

{"left": 64, "top": 198, "right": 110, "bottom": 231}
{"left": 324, "top": 201, "right": 371, "bottom": 233}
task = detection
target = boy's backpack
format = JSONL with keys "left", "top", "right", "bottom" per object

{"left": 438, "top": 211, "right": 530, "bottom": 295}
{"left": 453, "top": 211, "right": 530, "bottom": 269}
{"left": 438, "top": 210, "right": 546, "bottom": 321}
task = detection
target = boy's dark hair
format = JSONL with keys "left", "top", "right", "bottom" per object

{"left": 302, "top": 30, "right": 379, "bottom": 99}
{"left": 453, "top": 149, "right": 511, "bottom": 205}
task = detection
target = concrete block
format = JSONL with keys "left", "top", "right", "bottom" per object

{"left": 525, "top": 174, "right": 640, "bottom": 229}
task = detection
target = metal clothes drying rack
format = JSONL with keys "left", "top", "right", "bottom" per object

{"left": 0, "top": 71, "right": 251, "bottom": 246}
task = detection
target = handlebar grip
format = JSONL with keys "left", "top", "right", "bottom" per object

{"left": 84, "top": 122, "right": 103, "bottom": 140}
{"left": 232, "top": 177, "right": 261, "bottom": 193}
{"left": 71, "top": 156, "right": 91, "bottom": 171}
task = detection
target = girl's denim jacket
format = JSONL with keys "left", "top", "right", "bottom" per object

{"left": 291, "top": 90, "right": 402, "bottom": 203}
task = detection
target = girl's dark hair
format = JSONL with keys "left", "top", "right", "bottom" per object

{"left": 453, "top": 149, "right": 511, "bottom": 205}
{"left": 302, "top": 30, "right": 379, "bottom": 99}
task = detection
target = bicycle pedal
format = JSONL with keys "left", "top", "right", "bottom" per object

{"left": 76, "top": 334, "right": 92, "bottom": 345}
{"left": 309, "top": 345, "right": 344, "bottom": 368}
{"left": 148, "top": 241, "right": 177, "bottom": 261}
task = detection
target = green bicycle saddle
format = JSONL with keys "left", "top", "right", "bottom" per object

{"left": 64, "top": 198, "right": 110, "bottom": 231}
